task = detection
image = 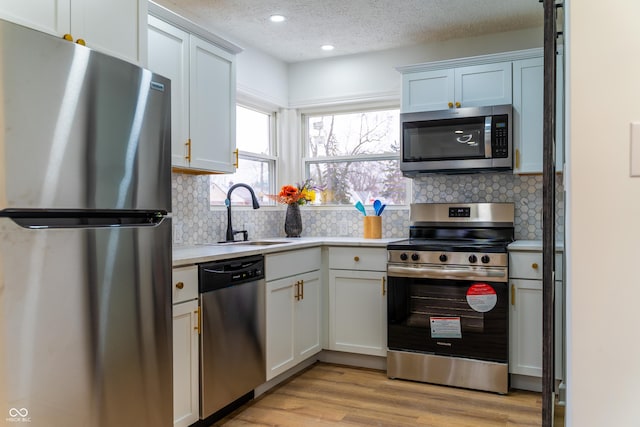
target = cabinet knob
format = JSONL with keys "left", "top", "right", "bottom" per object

{"left": 75, "top": 38, "right": 86, "bottom": 46}
{"left": 455, "top": 101, "right": 461, "bottom": 108}
{"left": 354, "top": 256, "right": 360, "bottom": 262}
{"left": 448, "top": 102, "right": 453, "bottom": 108}
{"left": 175, "top": 281, "right": 184, "bottom": 289}
{"left": 532, "top": 263, "right": 539, "bottom": 269}
{"left": 62, "top": 33, "right": 73, "bottom": 42}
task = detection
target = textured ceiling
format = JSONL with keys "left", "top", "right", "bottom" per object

{"left": 153, "top": 0, "right": 543, "bottom": 63}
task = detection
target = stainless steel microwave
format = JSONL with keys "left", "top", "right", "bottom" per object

{"left": 400, "top": 105, "right": 512, "bottom": 176}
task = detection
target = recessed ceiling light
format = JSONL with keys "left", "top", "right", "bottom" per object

{"left": 321, "top": 44, "right": 335, "bottom": 51}
{"left": 269, "top": 14, "right": 286, "bottom": 23}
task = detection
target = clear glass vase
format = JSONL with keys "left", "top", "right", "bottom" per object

{"left": 284, "top": 203, "right": 302, "bottom": 237}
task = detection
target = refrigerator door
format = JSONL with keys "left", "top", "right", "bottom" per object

{"left": 0, "top": 19, "right": 171, "bottom": 212}
{"left": 0, "top": 217, "right": 172, "bottom": 427}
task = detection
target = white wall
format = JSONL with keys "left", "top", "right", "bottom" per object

{"left": 566, "top": 0, "right": 640, "bottom": 425}
{"left": 236, "top": 45, "right": 288, "bottom": 108}
{"left": 288, "top": 27, "right": 542, "bottom": 108}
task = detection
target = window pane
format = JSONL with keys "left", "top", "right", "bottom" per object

{"left": 307, "top": 109, "right": 399, "bottom": 157}
{"left": 210, "top": 105, "right": 275, "bottom": 207}
{"left": 308, "top": 159, "right": 408, "bottom": 206}
{"left": 210, "top": 158, "right": 273, "bottom": 207}
{"left": 237, "top": 106, "right": 270, "bottom": 154}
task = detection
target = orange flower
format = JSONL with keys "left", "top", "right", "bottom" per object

{"left": 269, "top": 179, "right": 317, "bottom": 205}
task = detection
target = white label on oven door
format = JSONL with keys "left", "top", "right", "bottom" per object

{"left": 466, "top": 283, "right": 497, "bottom": 313}
{"left": 430, "top": 317, "right": 462, "bottom": 339}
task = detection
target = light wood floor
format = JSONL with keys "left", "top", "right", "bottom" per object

{"left": 213, "top": 363, "right": 542, "bottom": 426}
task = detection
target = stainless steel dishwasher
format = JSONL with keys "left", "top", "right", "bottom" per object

{"left": 198, "top": 255, "right": 266, "bottom": 419}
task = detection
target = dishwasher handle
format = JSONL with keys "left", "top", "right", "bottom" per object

{"left": 199, "top": 255, "right": 265, "bottom": 292}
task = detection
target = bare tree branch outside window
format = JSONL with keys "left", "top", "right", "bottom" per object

{"left": 305, "top": 109, "right": 408, "bottom": 205}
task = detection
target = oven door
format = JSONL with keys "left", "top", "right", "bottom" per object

{"left": 387, "top": 269, "right": 508, "bottom": 363}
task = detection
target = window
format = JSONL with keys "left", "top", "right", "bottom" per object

{"left": 210, "top": 105, "right": 276, "bottom": 207}
{"left": 304, "top": 108, "right": 409, "bottom": 206}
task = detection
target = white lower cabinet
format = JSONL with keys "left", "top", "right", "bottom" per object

{"left": 509, "top": 250, "right": 564, "bottom": 380}
{"left": 328, "top": 247, "right": 387, "bottom": 357}
{"left": 265, "top": 248, "right": 322, "bottom": 380}
{"left": 172, "top": 266, "right": 199, "bottom": 427}
{"left": 509, "top": 279, "right": 563, "bottom": 379}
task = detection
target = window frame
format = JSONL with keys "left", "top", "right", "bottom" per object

{"left": 301, "top": 103, "right": 410, "bottom": 207}
{"left": 209, "top": 102, "right": 279, "bottom": 208}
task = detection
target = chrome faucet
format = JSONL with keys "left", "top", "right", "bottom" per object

{"left": 225, "top": 183, "right": 260, "bottom": 242}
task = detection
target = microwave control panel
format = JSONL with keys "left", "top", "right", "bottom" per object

{"left": 491, "top": 115, "right": 509, "bottom": 158}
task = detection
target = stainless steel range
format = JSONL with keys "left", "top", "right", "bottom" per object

{"left": 386, "top": 202, "right": 514, "bottom": 394}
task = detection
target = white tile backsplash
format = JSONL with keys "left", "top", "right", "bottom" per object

{"left": 171, "top": 172, "right": 564, "bottom": 245}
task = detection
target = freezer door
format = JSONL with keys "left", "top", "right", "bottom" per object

{"left": 0, "top": 217, "right": 172, "bottom": 427}
{"left": 0, "top": 19, "right": 171, "bottom": 212}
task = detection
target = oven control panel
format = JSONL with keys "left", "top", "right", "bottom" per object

{"left": 388, "top": 250, "right": 508, "bottom": 268}
{"left": 448, "top": 207, "right": 471, "bottom": 218}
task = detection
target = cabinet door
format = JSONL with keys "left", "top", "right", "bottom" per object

{"left": 509, "top": 279, "right": 563, "bottom": 379}
{"left": 189, "top": 35, "right": 237, "bottom": 173}
{"left": 329, "top": 270, "right": 387, "bottom": 356}
{"left": 266, "top": 277, "right": 295, "bottom": 380}
{"left": 70, "top": 0, "right": 146, "bottom": 64}
{"left": 0, "top": 0, "right": 71, "bottom": 36}
{"left": 173, "top": 300, "right": 199, "bottom": 427}
{"left": 455, "top": 62, "right": 512, "bottom": 108}
{"left": 401, "top": 68, "right": 454, "bottom": 113}
{"left": 295, "top": 271, "right": 322, "bottom": 361}
{"left": 512, "top": 56, "right": 563, "bottom": 174}
{"left": 513, "top": 57, "right": 544, "bottom": 174}
{"left": 148, "top": 16, "right": 191, "bottom": 168}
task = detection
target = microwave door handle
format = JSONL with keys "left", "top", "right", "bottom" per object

{"left": 484, "top": 116, "right": 492, "bottom": 158}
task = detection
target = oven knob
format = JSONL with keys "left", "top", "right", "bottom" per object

{"left": 439, "top": 254, "right": 448, "bottom": 262}
{"left": 411, "top": 253, "right": 420, "bottom": 261}
{"left": 400, "top": 253, "right": 408, "bottom": 261}
{"left": 481, "top": 255, "right": 491, "bottom": 264}
{"left": 469, "top": 254, "right": 478, "bottom": 263}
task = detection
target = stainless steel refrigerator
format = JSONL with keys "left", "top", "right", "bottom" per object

{"left": 0, "top": 19, "right": 173, "bottom": 426}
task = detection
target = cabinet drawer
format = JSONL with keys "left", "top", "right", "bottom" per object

{"left": 328, "top": 247, "right": 386, "bottom": 271}
{"left": 265, "top": 247, "right": 321, "bottom": 281}
{"left": 509, "top": 252, "right": 563, "bottom": 280}
{"left": 173, "top": 265, "right": 198, "bottom": 304}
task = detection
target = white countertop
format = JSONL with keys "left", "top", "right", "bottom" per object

{"left": 174, "top": 237, "right": 565, "bottom": 266}
{"left": 508, "top": 240, "right": 565, "bottom": 251}
{"left": 173, "top": 237, "right": 400, "bottom": 267}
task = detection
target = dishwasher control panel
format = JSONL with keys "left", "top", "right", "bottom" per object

{"left": 198, "top": 255, "right": 265, "bottom": 292}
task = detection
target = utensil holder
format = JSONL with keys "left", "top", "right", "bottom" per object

{"left": 363, "top": 216, "right": 382, "bottom": 239}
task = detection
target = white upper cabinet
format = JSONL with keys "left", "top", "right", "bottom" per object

{"left": 148, "top": 16, "right": 190, "bottom": 168}
{"left": 512, "top": 55, "right": 564, "bottom": 174}
{"left": 0, "top": 0, "right": 147, "bottom": 64}
{"left": 147, "top": 10, "right": 239, "bottom": 174}
{"left": 455, "top": 63, "right": 512, "bottom": 108}
{"left": 512, "top": 57, "right": 544, "bottom": 174}
{"left": 401, "top": 68, "right": 454, "bottom": 113}
{"left": 401, "top": 62, "right": 511, "bottom": 113}
{"left": 188, "top": 35, "right": 236, "bottom": 173}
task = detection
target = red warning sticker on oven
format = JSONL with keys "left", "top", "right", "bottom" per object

{"left": 466, "top": 283, "right": 497, "bottom": 313}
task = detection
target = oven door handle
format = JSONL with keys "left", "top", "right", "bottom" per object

{"left": 387, "top": 264, "right": 508, "bottom": 282}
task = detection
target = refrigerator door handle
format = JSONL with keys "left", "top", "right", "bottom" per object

{"left": 1, "top": 210, "right": 167, "bottom": 229}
